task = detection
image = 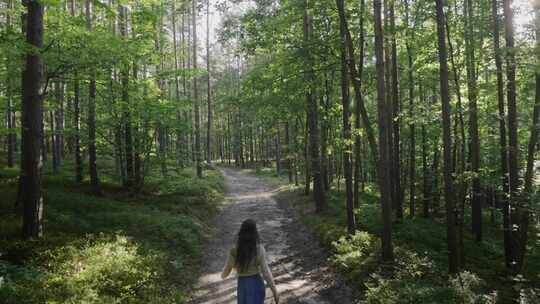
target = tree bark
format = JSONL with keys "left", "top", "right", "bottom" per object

{"left": 372, "top": 0, "right": 394, "bottom": 262}
{"left": 206, "top": 0, "right": 212, "bottom": 164}
{"left": 405, "top": 0, "right": 415, "bottom": 217}
{"left": 285, "top": 121, "right": 293, "bottom": 183}
{"left": 193, "top": 0, "right": 203, "bottom": 178}
{"left": 503, "top": 0, "right": 529, "bottom": 274}
{"left": 120, "top": 6, "right": 134, "bottom": 187}
{"left": 6, "top": 0, "right": 15, "bottom": 168}
{"left": 435, "top": 0, "right": 460, "bottom": 274}
{"left": 354, "top": 0, "right": 366, "bottom": 208}
{"left": 463, "top": 0, "right": 482, "bottom": 242}
{"left": 86, "top": 0, "right": 100, "bottom": 194}
{"left": 304, "top": 0, "right": 325, "bottom": 211}
{"left": 20, "top": 0, "right": 44, "bottom": 239}
{"left": 491, "top": 0, "right": 512, "bottom": 268}
{"left": 389, "top": 0, "right": 402, "bottom": 221}
{"left": 338, "top": 18, "right": 356, "bottom": 233}
{"left": 524, "top": 6, "right": 540, "bottom": 194}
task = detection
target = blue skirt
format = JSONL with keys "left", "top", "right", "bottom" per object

{"left": 237, "top": 274, "right": 266, "bottom": 304}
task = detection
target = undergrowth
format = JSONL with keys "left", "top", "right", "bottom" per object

{"left": 250, "top": 167, "right": 540, "bottom": 304}
{"left": 0, "top": 161, "right": 225, "bottom": 304}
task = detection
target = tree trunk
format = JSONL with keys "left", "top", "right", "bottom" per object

{"left": 389, "top": 0, "right": 402, "bottom": 221}
{"left": 120, "top": 5, "right": 134, "bottom": 187}
{"left": 338, "top": 19, "right": 356, "bottom": 233}
{"left": 372, "top": 0, "right": 394, "bottom": 262}
{"left": 435, "top": 0, "right": 460, "bottom": 274}
{"left": 86, "top": 0, "right": 100, "bottom": 195}
{"left": 353, "top": 0, "right": 366, "bottom": 210}
{"left": 6, "top": 0, "right": 15, "bottom": 168}
{"left": 524, "top": 7, "right": 540, "bottom": 194}
{"left": 285, "top": 121, "right": 293, "bottom": 183}
{"left": 20, "top": 0, "right": 44, "bottom": 239}
{"left": 304, "top": 0, "right": 325, "bottom": 211}
{"left": 464, "top": 0, "right": 482, "bottom": 242}
{"left": 405, "top": 0, "right": 415, "bottom": 217}
{"left": 49, "top": 110, "right": 58, "bottom": 174}
{"left": 206, "top": 0, "right": 212, "bottom": 164}
{"left": 491, "top": 0, "right": 512, "bottom": 268}
{"left": 193, "top": 0, "right": 202, "bottom": 178}
{"left": 276, "top": 125, "right": 281, "bottom": 175}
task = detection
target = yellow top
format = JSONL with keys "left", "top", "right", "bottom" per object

{"left": 221, "top": 244, "right": 276, "bottom": 292}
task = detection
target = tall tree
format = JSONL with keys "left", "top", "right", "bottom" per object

{"left": 303, "top": 0, "right": 326, "bottom": 212}
{"left": 373, "top": 0, "right": 394, "bottom": 262}
{"left": 206, "top": 0, "right": 212, "bottom": 164}
{"left": 86, "top": 0, "right": 100, "bottom": 194}
{"left": 337, "top": 9, "right": 355, "bottom": 233}
{"left": 491, "top": 0, "right": 511, "bottom": 267}
{"left": 354, "top": 0, "right": 366, "bottom": 208}
{"left": 20, "top": 0, "right": 44, "bottom": 239}
{"left": 524, "top": 5, "right": 540, "bottom": 194}
{"left": 503, "top": 0, "right": 528, "bottom": 274}
{"left": 389, "top": 0, "right": 402, "bottom": 220}
{"left": 405, "top": 0, "right": 416, "bottom": 217}
{"left": 434, "top": 0, "right": 460, "bottom": 274}
{"left": 6, "top": 0, "right": 15, "bottom": 168}
{"left": 193, "top": 0, "right": 203, "bottom": 178}
{"left": 120, "top": 5, "right": 134, "bottom": 187}
{"left": 464, "top": 0, "right": 482, "bottom": 242}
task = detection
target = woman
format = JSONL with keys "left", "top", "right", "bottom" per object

{"left": 221, "top": 219, "right": 280, "bottom": 304}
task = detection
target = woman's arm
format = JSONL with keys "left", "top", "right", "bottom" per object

{"left": 259, "top": 245, "right": 278, "bottom": 296}
{"left": 221, "top": 248, "right": 234, "bottom": 279}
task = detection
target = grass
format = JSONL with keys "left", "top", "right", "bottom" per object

{"left": 0, "top": 159, "right": 225, "bottom": 304}
{"left": 246, "top": 165, "right": 540, "bottom": 304}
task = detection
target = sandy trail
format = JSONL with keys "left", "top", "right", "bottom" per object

{"left": 191, "top": 168, "right": 352, "bottom": 304}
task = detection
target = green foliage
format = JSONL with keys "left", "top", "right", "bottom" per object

{"left": 0, "top": 166, "right": 225, "bottom": 303}
{"left": 266, "top": 175, "right": 540, "bottom": 304}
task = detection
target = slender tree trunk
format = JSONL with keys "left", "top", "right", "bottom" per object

{"left": 389, "top": 0, "right": 402, "bottom": 221}
{"left": 20, "top": 0, "right": 44, "bottom": 239}
{"left": 285, "top": 121, "right": 293, "bottom": 182}
{"left": 491, "top": 0, "right": 512, "bottom": 267}
{"left": 120, "top": 6, "right": 134, "bottom": 187}
{"left": 435, "top": 0, "right": 460, "bottom": 274}
{"left": 193, "top": 0, "right": 203, "bottom": 178}
{"left": 50, "top": 109, "right": 58, "bottom": 174}
{"left": 405, "top": 0, "right": 415, "bottom": 217}
{"left": 373, "top": 0, "right": 394, "bottom": 262}
{"left": 338, "top": 20, "right": 356, "bottom": 233}
{"left": 503, "top": 0, "right": 528, "bottom": 274}
{"left": 321, "top": 84, "right": 330, "bottom": 191}
{"left": 206, "top": 0, "right": 212, "bottom": 164}
{"left": 86, "top": 0, "right": 100, "bottom": 194}
{"left": 55, "top": 83, "right": 64, "bottom": 165}
{"left": 304, "top": 114, "right": 311, "bottom": 195}
{"left": 6, "top": 0, "right": 15, "bottom": 168}
{"left": 304, "top": 0, "right": 325, "bottom": 211}
{"left": 69, "top": 0, "right": 79, "bottom": 182}
{"left": 422, "top": 121, "right": 429, "bottom": 217}
{"left": 524, "top": 7, "right": 540, "bottom": 194}
{"left": 464, "top": 0, "right": 482, "bottom": 242}
{"left": 354, "top": 0, "right": 366, "bottom": 209}
{"left": 172, "top": 0, "right": 183, "bottom": 167}
{"left": 276, "top": 125, "right": 281, "bottom": 175}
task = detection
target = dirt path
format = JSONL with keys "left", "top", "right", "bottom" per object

{"left": 191, "top": 168, "right": 352, "bottom": 304}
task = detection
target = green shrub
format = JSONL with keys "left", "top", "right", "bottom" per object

{"left": 330, "top": 231, "right": 379, "bottom": 282}
{"left": 0, "top": 166, "right": 225, "bottom": 304}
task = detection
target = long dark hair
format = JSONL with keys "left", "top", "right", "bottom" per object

{"left": 235, "top": 219, "right": 260, "bottom": 272}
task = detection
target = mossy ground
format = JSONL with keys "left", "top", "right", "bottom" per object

{"left": 0, "top": 158, "right": 225, "bottom": 304}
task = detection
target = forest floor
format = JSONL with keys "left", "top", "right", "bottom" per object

{"left": 0, "top": 161, "right": 226, "bottom": 303}
{"left": 191, "top": 167, "right": 353, "bottom": 304}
